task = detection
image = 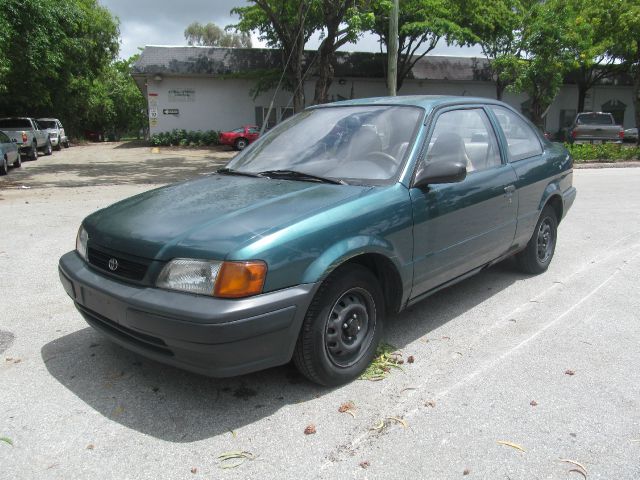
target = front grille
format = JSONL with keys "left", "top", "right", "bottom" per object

{"left": 88, "top": 247, "right": 149, "bottom": 281}
{"left": 77, "top": 303, "right": 173, "bottom": 357}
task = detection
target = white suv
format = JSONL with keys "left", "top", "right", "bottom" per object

{"left": 37, "top": 118, "right": 69, "bottom": 150}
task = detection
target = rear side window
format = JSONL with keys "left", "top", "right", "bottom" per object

{"left": 0, "top": 131, "right": 9, "bottom": 143}
{"left": 491, "top": 106, "right": 542, "bottom": 161}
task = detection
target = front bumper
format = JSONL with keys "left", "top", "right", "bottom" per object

{"left": 58, "top": 251, "right": 316, "bottom": 377}
{"left": 50, "top": 136, "right": 59, "bottom": 146}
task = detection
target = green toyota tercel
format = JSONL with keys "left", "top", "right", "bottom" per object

{"left": 58, "top": 96, "right": 576, "bottom": 386}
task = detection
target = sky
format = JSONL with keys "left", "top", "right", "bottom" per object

{"left": 99, "top": 0, "right": 483, "bottom": 59}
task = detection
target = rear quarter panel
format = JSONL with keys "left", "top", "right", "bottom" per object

{"left": 510, "top": 141, "right": 573, "bottom": 249}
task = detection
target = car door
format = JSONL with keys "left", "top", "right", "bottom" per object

{"left": 409, "top": 106, "right": 519, "bottom": 298}
{"left": 245, "top": 126, "right": 260, "bottom": 142}
{"left": 0, "top": 131, "right": 16, "bottom": 162}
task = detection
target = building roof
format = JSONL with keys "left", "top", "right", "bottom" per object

{"left": 132, "top": 45, "right": 633, "bottom": 86}
{"left": 132, "top": 46, "right": 493, "bottom": 82}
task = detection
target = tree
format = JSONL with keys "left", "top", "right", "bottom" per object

{"left": 232, "top": 1, "right": 320, "bottom": 113}
{"left": 372, "top": 0, "right": 479, "bottom": 92}
{"left": 604, "top": 0, "right": 640, "bottom": 145}
{"left": 184, "top": 22, "right": 252, "bottom": 47}
{"left": 313, "top": 1, "right": 373, "bottom": 104}
{"left": 468, "top": 0, "right": 526, "bottom": 100}
{"left": 503, "top": 0, "right": 574, "bottom": 128}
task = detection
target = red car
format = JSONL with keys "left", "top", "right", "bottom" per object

{"left": 219, "top": 125, "right": 260, "bottom": 151}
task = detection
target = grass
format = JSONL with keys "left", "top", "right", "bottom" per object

{"left": 360, "top": 343, "right": 404, "bottom": 381}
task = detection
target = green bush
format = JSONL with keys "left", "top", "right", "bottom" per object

{"left": 565, "top": 143, "right": 640, "bottom": 163}
{"left": 149, "top": 129, "right": 220, "bottom": 147}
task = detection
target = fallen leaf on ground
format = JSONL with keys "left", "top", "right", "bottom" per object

{"left": 0, "top": 437, "right": 13, "bottom": 446}
{"left": 338, "top": 401, "right": 356, "bottom": 417}
{"left": 190, "top": 467, "right": 197, "bottom": 474}
{"left": 463, "top": 468, "right": 470, "bottom": 475}
{"left": 360, "top": 343, "right": 403, "bottom": 381}
{"left": 386, "top": 416, "right": 407, "bottom": 428}
{"left": 530, "top": 400, "right": 538, "bottom": 407}
{"left": 86, "top": 444, "right": 94, "bottom": 450}
{"left": 217, "top": 451, "right": 255, "bottom": 469}
{"left": 407, "top": 355, "right": 415, "bottom": 364}
{"left": 304, "top": 424, "right": 316, "bottom": 435}
{"left": 370, "top": 420, "right": 385, "bottom": 432}
{"left": 112, "top": 406, "right": 125, "bottom": 416}
{"left": 560, "top": 459, "right": 588, "bottom": 474}
{"left": 630, "top": 439, "right": 640, "bottom": 443}
{"left": 497, "top": 440, "right": 525, "bottom": 452}
{"left": 565, "top": 369, "right": 576, "bottom": 376}
{"left": 568, "top": 468, "right": 587, "bottom": 479}
{"left": 425, "top": 400, "right": 436, "bottom": 408}
{"left": 359, "top": 461, "right": 370, "bottom": 469}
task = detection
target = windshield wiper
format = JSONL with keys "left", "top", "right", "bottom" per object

{"left": 216, "top": 167, "right": 263, "bottom": 178}
{"left": 258, "top": 170, "right": 347, "bottom": 185}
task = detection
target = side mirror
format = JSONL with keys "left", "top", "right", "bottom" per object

{"left": 11, "top": 138, "right": 16, "bottom": 143}
{"left": 413, "top": 160, "right": 467, "bottom": 189}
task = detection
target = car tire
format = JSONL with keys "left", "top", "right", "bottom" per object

{"left": 63, "top": 139, "right": 69, "bottom": 148}
{"left": 54, "top": 137, "right": 62, "bottom": 151}
{"left": 0, "top": 156, "right": 7, "bottom": 175}
{"left": 13, "top": 151, "right": 21, "bottom": 168}
{"left": 44, "top": 140, "right": 53, "bottom": 156}
{"left": 235, "top": 138, "right": 248, "bottom": 151}
{"left": 29, "top": 143, "right": 38, "bottom": 161}
{"left": 516, "top": 205, "right": 558, "bottom": 274}
{"left": 293, "top": 264, "right": 384, "bottom": 386}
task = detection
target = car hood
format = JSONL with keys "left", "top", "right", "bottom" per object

{"left": 84, "top": 174, "right": 370, "bottom": 260}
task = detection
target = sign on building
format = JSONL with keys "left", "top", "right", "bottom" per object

{"left": 168, "top": 88, "right": 196, "bottom": 102}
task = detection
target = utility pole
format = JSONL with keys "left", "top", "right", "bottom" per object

{"left": 387, "top": 0, "right": 398, "bottom": 96}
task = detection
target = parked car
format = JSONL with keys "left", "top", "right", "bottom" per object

{"left": 568, "top": 112, "right": 624, "bottom": 144}
{"left": 58, "top": 96, "right": 576, "bottom": 386}
{"left": 623, "top": 127, "right": 638, "bottom": 143}
{"left": 0, "top": 117, "right": 51, "bottom": 160}
{"left": 219, "top": 125, "right": 260, "bottom": 150}
{"left": 37, "top": 118, "right": 69, "bottom": 150}
{"left": 0, "top": 130, "right": 21, "bottom": 175}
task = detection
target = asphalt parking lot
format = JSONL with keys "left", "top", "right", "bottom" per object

{"left": 1, "top": 143, "right": 639, "bottom": 479}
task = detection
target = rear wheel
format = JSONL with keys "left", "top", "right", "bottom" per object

{"left": 63, "top": 139, "right": 69, "bottom": 148}
{"left": 29, "top": 143, "right": 38, "bottom": 160}
{"left": 293, "top": 264, "right": 384, "bottom": 386}
{"left": 13, "top": 151, "right": 21, "bottom": 168}
{"left": 0, "top": 156, "right": 7, "bottom": 175}
{"left": 54, "top": 137, "right": 62, "bottom": 151}
{"left": 235, "top": 138, "right": 248, "bottom": 151}
{"left": 516, "top": 205, "right": 558, "bottom": 274}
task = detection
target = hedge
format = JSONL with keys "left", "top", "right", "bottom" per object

{"left": 150, "top": 129, "right": 219, "bottom": 147}
{"left": 565, "top": 143, "right": 640, "bottom": 162}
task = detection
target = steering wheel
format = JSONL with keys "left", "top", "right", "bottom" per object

{"left": 364, "top": 151, "right": 398, "bottom": 171}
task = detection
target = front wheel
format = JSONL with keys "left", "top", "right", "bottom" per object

{"left": 0, "top": 156, "right": 7, "bottom": 175}
{"left": 44, "top": 140, "right": 52, "bottom": 156}
{"left": 293, "top": 264, "right": 384, "bottom": 386}
{"left": 13, "top": 151, "right": 21, "bottom": 168}
{"left": 516, "top": 205, "right": 558, "bottom": 274}
{"left": 54, "top": 137, "right": 62, "bottom": 151}
{"left": 29, "top": 143, "right": 38, "bottom": 160}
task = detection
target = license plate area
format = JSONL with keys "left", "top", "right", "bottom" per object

{"left": 81, "top": 287, "right": 124, "bottom": 324}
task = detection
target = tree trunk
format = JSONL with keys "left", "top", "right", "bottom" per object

{"left": 577, "top": 83, "right": 587, "bottom": 113}
{"left": 313, "top": 34, "right": 336, "bottom": 104}
{"left": 634, "top": 69, "right": 640, "bottom": 146}
{"left": 496, "top": 79, "right": 506, "bottom": 101}
{"left": 292, "top": 38, "right": 306, "bottom": 113}
{"left": 530, "top": 95, "right": 545, "bottom": 130}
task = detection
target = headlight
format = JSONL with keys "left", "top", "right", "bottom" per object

{"left": 76, "top": 226, "right": 88, "bottom": 261}
{"left": 49, "top": 132, "right": 57, "bottom": 138}
{"left": 156, "top": 259, "right": 267, "bottom": 298}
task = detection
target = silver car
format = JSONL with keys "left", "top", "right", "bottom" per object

{"left": 37, "top": 118, "right": 69, "bottom": 150}
{"left": 624, "top": 127, "right": 638, "bottom": 143}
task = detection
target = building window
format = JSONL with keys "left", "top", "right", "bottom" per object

{"left": 601, "top": 99, "right": 626, "bottom": 125}
{"left": 255, "top": 106, "right": 277, "bottom": 129}
{"left": 280, "top": 107, "right": 294, "bottom": 122}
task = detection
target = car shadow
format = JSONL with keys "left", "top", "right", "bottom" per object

{"left": 41, "top": 259, "right": 526, "bottom": 443}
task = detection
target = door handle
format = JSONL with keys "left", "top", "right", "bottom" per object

{"left": 504, "top": 185, "right": 516, "bottom": 195}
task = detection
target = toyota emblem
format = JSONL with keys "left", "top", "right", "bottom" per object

{"left": 108, "top": 258, "right": 119, "bottom": 271}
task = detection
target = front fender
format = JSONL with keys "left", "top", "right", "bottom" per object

{"left": 301, "top": 235, "right": 402, "bottom": 284}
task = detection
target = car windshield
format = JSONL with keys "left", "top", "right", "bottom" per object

{"left": 0, "top": 118, "right": 31, "bottom": 128}
{"left": 38, "top": 120, "right": 57, "bottom": 129}
{"left": 576, "top": 113, "right": 613, "bottom": 125}
{"left": 226, "top": 105, "right": 423, "bottom": 185}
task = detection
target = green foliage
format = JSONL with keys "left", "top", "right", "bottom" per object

{"left": 184, "top": 22, "right": 252, "bottom": 47}
{"left": 150, "top": 130, "right": 220, "bottom": 147}
{"left": 0, "top": 0, "right": 120, "bottom": 137}
{"left": 565, "top": 143, "right": 640, "bottom": 162}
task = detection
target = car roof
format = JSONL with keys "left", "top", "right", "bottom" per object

{"left": 37, "top": 118, "right": 60, "bottom": 121}
{"left": 314, "top": 95, "right": 508, "bottom": 111}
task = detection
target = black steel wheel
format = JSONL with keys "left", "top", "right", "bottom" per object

{"left": 13, "top": 151, "right": 21, "bottom": 168}
{"left": 29, "top": 143, "right": 38, "bottom": 160}
{"left": 293, "top": 264, "right": 384, "bottom": 386}
{"left": 516, "top": 205, "right": 558, "bottom": 274}
{"left": 44, "top": 140, "right": 52, "bottom": 156}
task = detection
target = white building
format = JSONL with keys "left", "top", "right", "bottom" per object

{"left": 132, "top": 46, "right": 636, "bottom": 137}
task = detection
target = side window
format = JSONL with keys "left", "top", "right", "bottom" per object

{"left": 0, "top": 132, "right": 8, "bottom": 143}
{"left": 491, "top": 106, "right": 542, "bottom": 161}
{"left": 426, "top": 108, "right": 501, "bottom": 173}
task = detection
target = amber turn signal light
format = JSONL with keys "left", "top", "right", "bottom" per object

{"left": 214, "top": 261, "right": 267, "bottom": 298}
